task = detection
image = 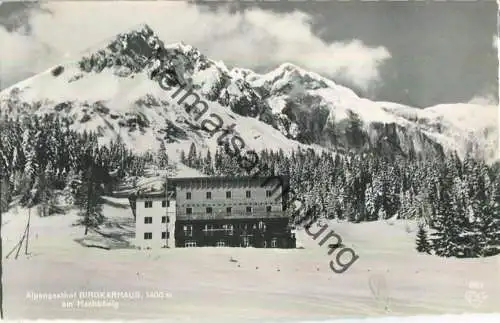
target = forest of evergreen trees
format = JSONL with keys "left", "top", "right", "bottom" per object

{"left": 0, "top": 114, "right": 151, "bottom": 233}
{"left": 0, "top": 112, "right": 498, "bottom": 257}
{"left": 181, "top": 142, "right": 500, "bottom": 258}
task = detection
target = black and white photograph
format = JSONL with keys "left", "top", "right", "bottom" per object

{"left": 0, "top": 1, "right": 499, "bottom": 322}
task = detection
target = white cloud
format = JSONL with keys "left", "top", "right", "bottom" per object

{"left": 470, "top": 35, "right": 500, "bottom": 106}
{"left": 468, "top": 84, "right": 498, "bottom": 106}
{"left": 0, "top": 2, "right": 391, "bottom": 92}
{"left": 468, "top": 93, "right": 498, "bottom": 106}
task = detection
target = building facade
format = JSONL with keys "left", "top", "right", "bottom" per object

{"left": 129, "top": 176, "right": 296, "bottom": 249}
{"left": 130, "top": 192, "right": 176, "bottom": 249}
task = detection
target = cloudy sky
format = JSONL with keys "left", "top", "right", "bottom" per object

{"left": 0, "top": 1, "right": 497, "bottom": 108}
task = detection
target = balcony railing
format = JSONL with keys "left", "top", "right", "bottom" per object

{"left": 176, "top": 211, "right": 288, "bottom": 221}
{"left": 178, "top": 198, "right": 283, "bottom": 206}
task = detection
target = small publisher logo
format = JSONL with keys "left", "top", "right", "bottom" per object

{"left": 464, "top": 281, "right": 488, "bottom": 308}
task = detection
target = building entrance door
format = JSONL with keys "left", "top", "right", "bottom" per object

{"left": 242, "top": 236, "right": 250, "bottom": 247}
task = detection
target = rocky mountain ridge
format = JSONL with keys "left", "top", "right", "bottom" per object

{"left": 0, "top": 24, "right": 497, "bottom": 162}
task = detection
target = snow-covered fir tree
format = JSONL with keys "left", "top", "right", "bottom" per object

{"left": 416, "top": 224, "right": 432, "bottom": 254}
{"left": 0, "top": 113, "right": 154, "bottom": 231}
{"left": 157, "top": 141, "right": 169, "bottom": 169}
{"left": 177, "top": 144, "right": 499, "bottom": 258}
{"left": 75, "top": 151, "right": 105, "bottom": 236}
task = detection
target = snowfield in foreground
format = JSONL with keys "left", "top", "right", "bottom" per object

{"left": 3, "top": 197, "right": 500, "bottom": 322}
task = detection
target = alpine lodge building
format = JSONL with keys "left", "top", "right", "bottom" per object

{"left": 129, "top": 176, "right": 296, "bottom": 249}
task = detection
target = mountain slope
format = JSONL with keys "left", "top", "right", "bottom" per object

{"left": 234, "top": 63, "right": 498, "bottom": 161}
{"left": 0, "top": 25, "right": 314, "bottom": 160}
{"left": 0, "top": 24, "right": 497, "bottom": 162}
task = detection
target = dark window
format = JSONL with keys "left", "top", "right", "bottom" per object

{"left": 145, "top": 201, "right": 153, "bottom": 208}
{"left": 203, "top": 224, "right": 215, "bottom": 236}
{"left": 144, "top": 217, "right": 152, "bottom": 224}
{"left": 186, "top": 192, "right": 191, "bottom": 200}
{"left": 246, "top": 191, "right": 251, "bottom": 198}
{"left": 246, "top": 206, "right": 252, "bottom": 213}
{"left": 162, "top": 232, "right": 170, "bottom": 239}
{"left": 183, "top": 225, "right": 193, "bottom": 237}
{"left": 226, "top": 207, "right": 232, "bottom": 214}
{"left": 266, "top": 190, "right": 272, "bottom": 197}
{"left": 226, "top": 191, "right": 231, "bottom": 199}
{"left": 266, "top": 206, "right": 272, "bottom": 213}
{"left": 223, "top": 224, "right": 234, "bottom": 236}
{"left": 186, "top": 207, "right": 192, "bottom": 214}
{"left": 162, "top": 216, "right": 166, "bottom": 223}
{"left": 144, "top": 232, "right": 152, "bottom": 240}
{"left": 162, "top": 200, "right": 170, "bottom": 208}
{"left": 258, "top": 221, "right": 266, "bottom": 231}
{"left": 206, "top": 192, "right": 212, "bottom": 199}
{"left": 167, "top": 216, "right": 170, "bottom": 223}
{"left": 206, "top": 207, "right": 212, "bottom": 214}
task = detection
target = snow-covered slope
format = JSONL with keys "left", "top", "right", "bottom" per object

{"left": 0, "top": 26, "right": 311, "bottom": 160}
{"left": 4, "top": 203, "right": 500, "bottom": 320}
{"left": 383, "top": 102, "right": 498, "bottom": 162}
{"left": 237, "top": 63, "right": 498, "bottom": 161}
{"left": 0, "top": 24, "right": 497, "bottom": 162}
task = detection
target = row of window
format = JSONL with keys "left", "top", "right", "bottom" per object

{"left": 182, "top": 222, "right": 267, "bottom": 237}
{"left": 144, "top": 200, "right": 170, "bottom": 208}
{"left": 186, "top": 190, "right": 274, "bottom": 200}
{"left": 202, "top": 224, "right": 235, "bottom": 236}
{"left": 143, "top": 190, "right": 277, "bottom": 208}
{"left": 182, "top": 239, "right": 277, "bottom": 248}
{"left": 185, "top": 206, "right": 273, "bottom": 215}
{"left": 181, "top": 202, "right": 280, "bottom": 207}
{"left": 143, "top": 232, "right": 170, "bottom": 240}
{"left": 144, "top": 216, "right": 170, "bottom": 224}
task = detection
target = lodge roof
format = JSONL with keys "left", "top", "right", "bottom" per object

{"left": 168, "top": 175, "right": 288, "bottom": 187}
{"left": 128, "top": 175, "right": 289, "bottom": 199}
{"left": 130, "top": 190, "right": 175, "bottom": 200}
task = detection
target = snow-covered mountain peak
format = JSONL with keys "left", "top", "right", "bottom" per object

{"left": 250, "top": 62, "right": 357, "bottom": 99}
{"left": 69, "top": 22, "right": 168, "bottom": 79}
{"left": 230, "top": 67, "right": 260, "bottom": 82}
{"left": 278, "top": 62, "right": 297, "bottom": 69}
{"left": 165, "top": 41, "right": 195, "bottom": 53}
{"left": 0, "top": 24, "right": 497, "bottom": 163}
{"left": 125, "top": 23, "right": 155, "bottom": 38}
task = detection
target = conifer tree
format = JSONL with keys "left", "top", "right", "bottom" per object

{"left": 416, "top": 224, "right": 431, "bottom": 254}
{"left": 179, "top": 150, "right": 186, "bottom": 165}
{"left": 158, "top": 141, "right": 169, "bottom": 169}
{"left": 203, "top": 150, "right": 214, "bottom": 175}
{"left": 364, "top": 184, "right": 376, "bottom": 220}
{"left": 36, "top": 162, "right": 58, "bottom": 217}
{"left": 75, "top": 151, "right": 104, "bottom": 235}
{"left": 0, "top": 175, "right": 9, "bottom": 213}
{"left": 478, "top": 177, "right": 500, "bottom": 256}
{"left": 187, "top": 143, "right": 197, "bottom": 168}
